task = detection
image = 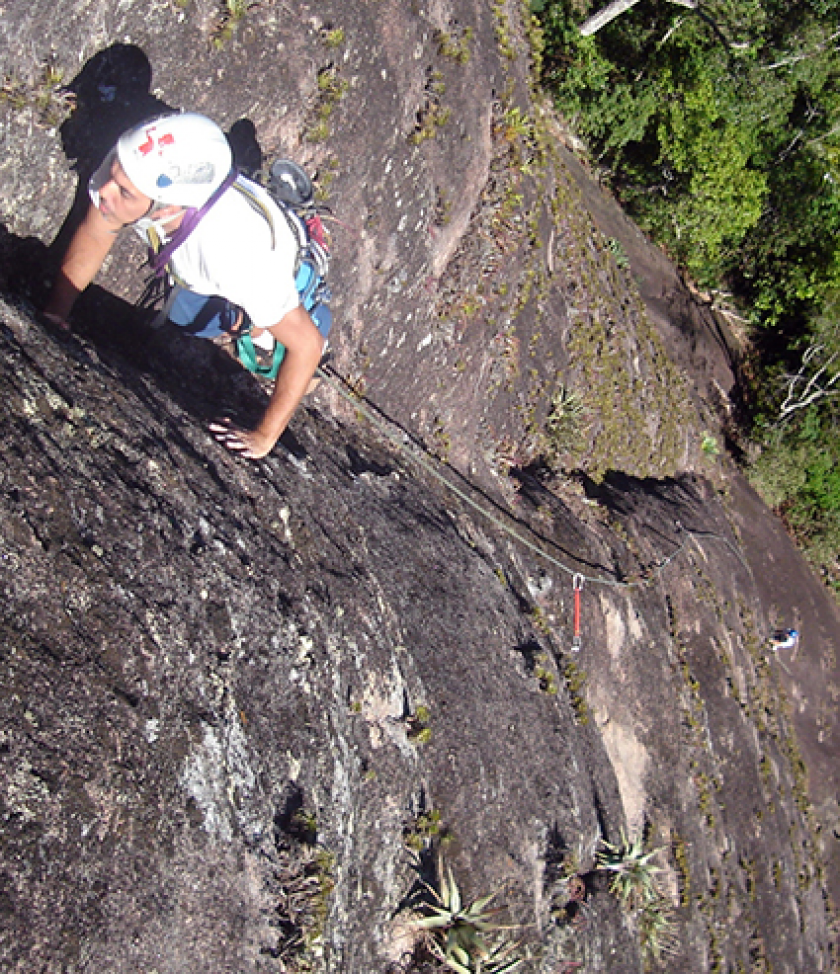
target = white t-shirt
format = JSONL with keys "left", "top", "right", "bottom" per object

{"left": 163, "top": 177, "right": 301, "bottom": 330}
{"left": 90, "top": 160, "right": 301, "bottom": 330}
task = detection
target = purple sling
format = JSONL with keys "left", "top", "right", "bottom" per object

{"left": 147, "top": 168, "right": 239, "bottom": 278}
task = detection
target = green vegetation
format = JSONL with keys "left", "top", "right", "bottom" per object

{"left": 499, "top": 105, "right": 534, "bottom": 144}
{"left": 269, "top": 811, "right": 335, "bottom": 970}
{"left": 211, "top": 0, "right": 259, "bottom": 48}
{"left": 701, "top": 432, "right": 721, "bottom": 457}
{"left": 306, "top": 65, "right": 350, "bottom": 142}
{"left": 404, "top": 808, "right": 444, "bottom": 851}
{"left": 606, "top": 237, "right": 628, "bottom": 269}
{"left": 597, "top": 830, "right": 664, "bottom": 910}
{"left": 414, "top": 861, "right": 523, "bottom": 974}
{"left": 538, "top": 0, "right": 840, "bottom": 298}
{"left": 637, "top": 894, "right": 679, "bottom": 962}
{"left": 289, "top": 808, "right": 319, "bottom": 844}
{"left": 314, "top": 154, "right": 340, "bottom": 203}
{"left": 673, "top": 833, "right": 692, "bottom": 907}
{"left": 407, "top": 704, "right": 434, "bottom": 744}
{"left": 493, "top": 0, "right": 518, "bottom": 61}
{"left": 597, "top": 831, "right": 678, "bottom": 959}
{"left": 436, "top": 25, "right": 475, "bottom": 64}
{"left": 541, "top": 385, "right": 586, "bottom": 467}
{"left": 409, "top": 69, "right": 451, "bottom": 145}
{"left": 322, "top": 26, "right": 345, "bottom": 48}
{"left": 1, "top": 62, "right": 67, "bottom": 128}
{"left": 563, "top": 659, "right": 589, "bottom": 724}
{"left": 432, "top": 415, "right": 453, "bottom": 462}
{"left": 533, "top": 652, "right": 559, "bottom": 694}
{"left": 536, "top": 0, "right": 840, "bottom": 587}
{"left": 747, "top": 317, "right": 840, "bottom": 587}
{"left": 410, "top": 101, "right": 452, "bottom": 145}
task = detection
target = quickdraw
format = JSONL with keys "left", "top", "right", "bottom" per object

{"left": 571, "top": 574, "right": 584, "bottom": 653}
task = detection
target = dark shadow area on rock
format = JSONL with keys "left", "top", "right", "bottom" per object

{"left": 51, "top": 44, "right": 173, "bottom": 258}
{"left": 227, "top": 118, "right": 264, "bottom": 178}
{"left": 346, "top": 444, "right": 395, "bottom": 478}
{"left": 514, "top": 638, "right": 551, "bottom": 678}
{"left": 322, "top": 365, "right": 628, "bottom": 579}
{"left": 582, "top": 471, "right": 711, "bottom": 550}
{"left": 509, "top": 462, "right": 675, "bottom": 582}
{"left": 1, "top": 222, "right": 307, "bottom": 458}
{"left": 0, "top": 222, "right": 52, "bottom": 307}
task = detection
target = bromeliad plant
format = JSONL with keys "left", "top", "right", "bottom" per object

{"left": 596, "top": 830, "right": 663, "bottom": 910}
{"left": 596, "top": 830, "right": 678, "bottom": 959}
{"left": 637, "top": 894, "right": 679, "bottom": 961}
{"left": 414, "top": 861, "right": 523, "bottom": 974}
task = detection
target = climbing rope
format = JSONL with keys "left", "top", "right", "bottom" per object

{"left": 315, "top": 364, "right": 750, "bottom": 594}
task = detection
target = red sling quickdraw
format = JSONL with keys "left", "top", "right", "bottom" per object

{"left": 571, "top": 574, "right": 583, "bottom": 652}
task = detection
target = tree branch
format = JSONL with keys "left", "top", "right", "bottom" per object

{"left": 763, "top": 30, "right": 840, "bottom": 70}
{"left": 778, "top": 345, "right": 840, "bottom": 421}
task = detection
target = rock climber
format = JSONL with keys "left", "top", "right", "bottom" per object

{"left": 770, "top": 628, "right": 799, "bottom": 652}
{"left": 43, "top": 111, "right": 329, "bottom": 460}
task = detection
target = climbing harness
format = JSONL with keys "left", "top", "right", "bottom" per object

{"left": 571, "top": 574, "right": 583, "bottom": 653}
{"left": 234, "top": 331, "right": 286, "bottom": 380}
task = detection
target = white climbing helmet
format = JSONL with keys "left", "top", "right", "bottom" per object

{"left": 116, "top": 112, "right": 233, "bottom": 208}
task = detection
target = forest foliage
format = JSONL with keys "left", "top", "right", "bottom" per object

{"left": 534, "top": 0, "right": 840, "bottom": 586}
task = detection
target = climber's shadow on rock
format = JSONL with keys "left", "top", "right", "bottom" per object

{"left": 51, "top": 43, "right": 173, "bottom": 261}
{"left": 2, "top": 44, "right": 169, "bottom": 304}
{"left": 53, "top": 44, "right": 264, "bottom": 260}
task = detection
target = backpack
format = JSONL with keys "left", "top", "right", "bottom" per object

{"left": 233, "top": 159, "right": 332, "bottom": 379}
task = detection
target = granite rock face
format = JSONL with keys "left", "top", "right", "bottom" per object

{"left": 1, "top": 2, "right": 839, "bottom": 973}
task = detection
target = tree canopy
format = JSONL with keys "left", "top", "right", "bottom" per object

{"left": 536, "top": 0, "right": 840, "bottom": 586}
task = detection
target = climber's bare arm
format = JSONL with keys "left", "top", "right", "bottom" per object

{"left": 210, "top": 305, "right": 325, "bottom": 459}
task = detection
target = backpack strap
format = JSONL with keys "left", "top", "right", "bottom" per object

{"left": 148, "top": 281, "right": 184, "bottom": 331}
{"left": 147, "top": 168, "right": 239, "bottom": 278}
{"left": 236, "top": 180, "right": 326, "bottom": 280}
{"left": 229, "top": 179, "right": 279, "bottom": 252}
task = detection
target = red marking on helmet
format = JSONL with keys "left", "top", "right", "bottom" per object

{"left": 138, "top": 129, "right": 156, "bottom": 156}
{"left": 137, "top": 128, "right": 174, "bottom": 157}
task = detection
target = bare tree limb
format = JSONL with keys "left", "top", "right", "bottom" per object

{"left": 778, "top": 345, "right": 840, "bottom": 422}
{"left": 763, "top": 30, "right": 840, "bottom": 70}
{"left": 807, "top": 121, "right": 840, "bottom": 146}
{"left": 580, "top": 0, "right": 644, "bottom": 37}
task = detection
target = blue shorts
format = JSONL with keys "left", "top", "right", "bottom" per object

{"left": 168, "top": 290, "right": 239, "bottom": 339}
{"left": 168, "top": 260, "right": 332, "bottom": 341}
